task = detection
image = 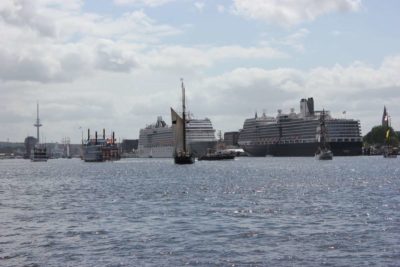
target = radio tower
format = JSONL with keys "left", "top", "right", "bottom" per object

{"left": 34, "top": 102, "right": 42, "bottom": 143}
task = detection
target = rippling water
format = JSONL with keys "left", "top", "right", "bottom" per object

{"left": 1, "top": 157, "right": 399, "bottom": 266}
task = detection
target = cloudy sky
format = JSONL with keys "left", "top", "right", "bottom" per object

{"left": 1, "top": 0, "right": 400, "bottom": 143}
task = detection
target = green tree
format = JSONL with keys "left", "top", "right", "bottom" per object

{"left": 364, "top": 125, "right": 399, "bottom": 146}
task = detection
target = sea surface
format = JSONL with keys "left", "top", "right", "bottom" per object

{"left": 0, "top": 157, "right": 399, "bottom": 266}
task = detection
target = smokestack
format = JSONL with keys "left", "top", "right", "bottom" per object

{"left": 112, "top": 132, "right": 115, "bottom": 144}
{"left": 95, "top": 131, "right": 98, "bottom": 145}
{"left": 88, "top": 129, "right": 90, "bottom": 140}
{"left": 103, "top": 129, "right": 105, "bottom": 139}
{"left": 307, "top": 97, "right": 314, "bottom": 115}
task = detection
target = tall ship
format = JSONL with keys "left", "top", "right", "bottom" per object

{"left": 238, "top": 98, "right": 363, "bottom": 157}
{"left": 171, "top": 79, "right": 194, "bottom": 164}
{"left": 138, "top": 117, "right": 216, "bottom": 158}
{"left": 82, "top": 129, "right": 120, "bottom": 162}
{"left": 381, "top": 106, "right": 398, "bottom": 158}
{"left": 315, "top": 109, "right": 333, "bottom": 160}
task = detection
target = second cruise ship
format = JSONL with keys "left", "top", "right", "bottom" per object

{"left": 238, "top": 98, "right": 363, "bottom": 156}
{"left": 138, "top": 115, "right": 217, "bottom": 158}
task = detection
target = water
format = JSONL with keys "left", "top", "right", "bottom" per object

{"left": 1, "top": 157, "right": 399, "bottom": 266}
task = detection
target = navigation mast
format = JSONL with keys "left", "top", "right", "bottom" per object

{"left": 34, "top": 102, "right": 42, "bottom": 143}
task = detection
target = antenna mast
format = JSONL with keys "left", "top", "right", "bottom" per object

{"left": 34, "top": 102, "right": 42, "bottom": 143}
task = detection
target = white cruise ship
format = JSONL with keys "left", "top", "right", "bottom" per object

{"left": 138, "top": 116, "right": 217, "bottom": 158}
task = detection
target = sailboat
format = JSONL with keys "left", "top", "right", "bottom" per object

{"left": 171, "top": 79, "right": 195, "bottom": 164}
{"left": 315, "top": 109, "right": 333, "bottom": 160}
{"left": 382, "top": 110, "right": 397, "bottom": 158}
{"left": 31, "top": 102, "right": 48, "bottom": 162}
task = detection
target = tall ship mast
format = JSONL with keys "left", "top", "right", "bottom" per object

{"left": 382, "top": 106, "right": 397, "bottom": 158}
{"left": 171, "top": 79, "right": 195, "bottom": 164}
{"left": 315, "top": 109, "right": 333, "bottom": 160}
{"left": 238, "top": 98, "right": 363, "bottom": 157}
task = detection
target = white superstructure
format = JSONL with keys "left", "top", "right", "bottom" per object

{"left": 138, "top": 116, "right": 217, "bottom": 158}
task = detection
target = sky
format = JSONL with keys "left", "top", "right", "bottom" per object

{"left": 1, "top": 0, "right": 400, "bottom": 143}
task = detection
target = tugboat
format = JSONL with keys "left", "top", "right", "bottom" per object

{"left": 198, "top": 131, "right": 235, "bottom": 161}
{"left": 171, "top": 79, "right": 194, "bottom": 164}
{"left": 198, "top": 149, "right": 235, "bottom": 161}
{"left": 31, "top": 103, "right": 48, "bottom": 162}
{"left": 315, "top": 109, "right": 333, "bottom": 160}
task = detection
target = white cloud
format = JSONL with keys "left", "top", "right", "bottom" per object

{"left": 194, "top": 2, "right": 205, "bottom": 12}
{"left": 332, "top": 30, "right": 342, "bottom": 36}
{"left": 0, "top": 0, "right": 180, "bottom": 82}
{"left": 0, "top": 0, "right": 398, "bottom": 144}
{"left": 217, "top": 4, "right": 225, "bottom": 13}
{"left": 1, "top": 54, "right": 400, "bottom": 142}
{"left": 141, "top": 45, "right": 287, "bottom": 70}
{"left": 194, "top": 55, "right": 400, "bottom": 134}
{"left": 113, "top": 0, "right": 174, "bottom": 7}
{"left": 269, "top": 28, "right": 310, "bottom": 52}
{"left": 232, "top": 0, "right": 362, "bottom": 27}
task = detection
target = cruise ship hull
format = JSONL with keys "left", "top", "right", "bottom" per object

{"left": 241, "top": 141, "right": 363, "bottom": 157}
{"left": 139, "top": 140, "right": 217, "bottom": 158}
{"left": 138, "top": 146, "right": 174, "bottom": 158}
{"left": 189, "top": 140, "right": 217, "bottom": 157}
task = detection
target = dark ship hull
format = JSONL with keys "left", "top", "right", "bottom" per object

{"left": 83, "top": 145, "right": 120, "bottom": 162}
{"left": 174, "top": 155, "right": 195, "bottom": 164}
{"left": 198, "top": 153, "right": 235, "bottom": 161}
{"left": 242, "top": 141, "right": 363, "bottom": 157}
{"left": 31, "top": 148, "right": 48, "bottom": 162}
